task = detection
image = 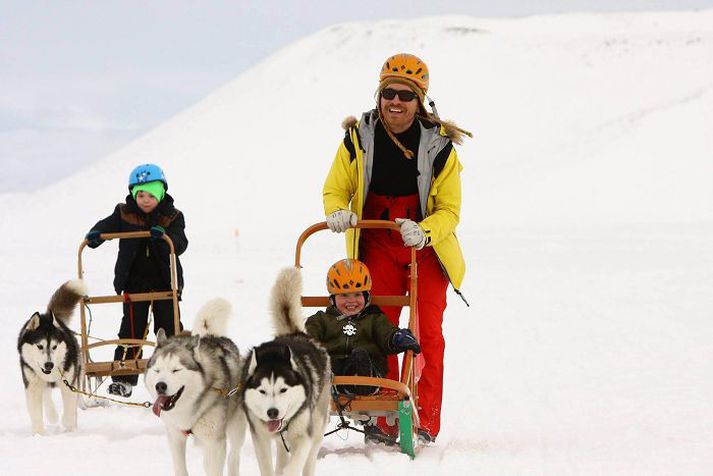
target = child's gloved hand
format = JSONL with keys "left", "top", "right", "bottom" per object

{"left": 85, "top": 230, "right": 104, "bottom": 249}
{"left": 150, "top": 225, "right": 165, "bottom": 240}
{"left": 391, "top": 328, "right": 421, "bottom": 354}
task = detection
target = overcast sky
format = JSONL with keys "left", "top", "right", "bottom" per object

{"left": 2, "top": 0, "right": 712, "bottom": 191}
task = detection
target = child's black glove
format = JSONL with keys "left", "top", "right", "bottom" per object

{"left": 150, "top": 225, "right": 165, "bottom": 240}
{"left": 391, "top": 328, "right": 421, "bottom": 354}
{"left": 85, "top": 230, "right": 103, "bottom": 249}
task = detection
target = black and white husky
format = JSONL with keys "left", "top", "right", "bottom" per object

{"left": 243, "top": 267, "right": 332, "bottom": 476}
{"left": 145, "top": 298, "right": 246, "bottom": 476}
{"left": 17, "top": 279, "right": 86, "bottom": 435}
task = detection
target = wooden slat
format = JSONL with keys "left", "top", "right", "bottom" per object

{"left": 86, "top": 339, "right": 155, "bottom": 350}
{"left": 301, "top": 295, "right": 410, "bottom": 308}
{"left": 330, "top": 400, "right": 400, "bottom": 413}
{"left": 84, "top": 359, "right": 148, "bottom": 377}
{"left": 331, "top": 376, "right": 410, "bottom": 397}
{"left": 329, "top": 377, "right": 411, "bottom": 416}
{"left": 84, "top": 291, "right": 174, "bottom": 304}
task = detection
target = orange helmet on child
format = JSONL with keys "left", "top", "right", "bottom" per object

{"left": 326, "top": 259, "right": 372, "bottom": 295}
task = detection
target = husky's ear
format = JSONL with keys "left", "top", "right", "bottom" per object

{"left": 26, "top": 312, "right": 42, "bottom": 331}
{"left": 284, "top": 346, "right": 299, "bottom": 372}
{"left": 247, "top": 351, "right": 257, "bottom": 376}
{"left": 191, "top": 335, "right": 201, "bottom": 359}
{"left": 156, "top": 328, "right": 168, "bottom": 346}
{"left": 50, "top": 311, "right": 61, "bottom": 328}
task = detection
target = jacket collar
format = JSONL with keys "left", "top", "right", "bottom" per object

{"left": 326, "top": 304, "right": 381, "bottom": 321}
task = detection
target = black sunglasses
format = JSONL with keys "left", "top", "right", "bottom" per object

{"left": 381, "top": 88, "right": 418, "bottom": 102}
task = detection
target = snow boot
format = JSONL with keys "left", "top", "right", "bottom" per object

{"left": 108, "top": 381, "right": 133, "bottom": 397}
{"left": 364, "top": 424, "right": 398, "bottom": 446}
{"left": 417, "top": 429, "right": 435, "bottom": 445}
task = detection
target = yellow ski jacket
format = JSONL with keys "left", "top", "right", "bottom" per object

{"left": 323, "top": 110, "right": 465, "bottom": 290}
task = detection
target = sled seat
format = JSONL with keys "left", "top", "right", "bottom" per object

{"left": 77, "top": 232, "right": 180, "bottom": 382}
{"left": 329, "top": 377, "right": 410, "bottom": 414}
{"left": 295, "top": 220, "right": 421, "bottom": 458}
{"left": 84, "top": 358, "right": 149, "bottom": 378}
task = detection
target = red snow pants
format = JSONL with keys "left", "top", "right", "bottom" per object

{"left": 360, "top": 192, "right": 448, "bottom": 438}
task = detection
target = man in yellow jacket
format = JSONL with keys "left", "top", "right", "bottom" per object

{"left": 323, "top": 53, "right": 470, "bottom": 445}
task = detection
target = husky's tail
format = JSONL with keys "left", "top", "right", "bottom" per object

{"left": 193, "top": 298, "right": 232, "bottom": 337}
{"left": 47, "top": 279, "right": 87, "bottom": 322}
{"left": 270, "top": 267, "right": 305, "bottom": 336}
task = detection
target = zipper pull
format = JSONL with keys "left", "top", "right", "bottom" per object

{"left": 453, "top": 288, "right": 470, "bottom": 307}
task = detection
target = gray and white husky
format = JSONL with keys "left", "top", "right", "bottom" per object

{"left": 145, "top": 298, "right": 246, "bottom": 476}
{"left": 243, "top": 267, "right": 331, "bottom": 476}
{"left": 17, "top": 279, "right": 86, "bottom": 435}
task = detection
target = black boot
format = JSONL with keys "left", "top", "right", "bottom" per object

{"left": 417, "top": 429, "right": 435, "bottom": 445}
{"left": 363, "top": 424, "right": 398, "bottom": 446}
{"left": 108, "top": 381, "right": 133, "bottom": 397}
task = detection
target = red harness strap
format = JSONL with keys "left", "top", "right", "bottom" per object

{"left": 123, "top": 292, "right": 136, "bottom": 359}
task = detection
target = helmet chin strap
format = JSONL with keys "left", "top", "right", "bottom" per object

{"left": 426, "top": 94, "right": 440, "bottom": 119}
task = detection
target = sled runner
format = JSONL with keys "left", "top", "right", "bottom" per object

{"left": 77, "top": 231, "right": 180, "bottom": 393}
{"left": 294, "top": 220, "right": 421, "bottom": 458}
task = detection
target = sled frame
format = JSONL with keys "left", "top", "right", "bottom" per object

{"left": 295, "top": 220, "right": 420, "bottom": 458}
{"left": 77, "top": 231, "right": 180, "bottom": 385}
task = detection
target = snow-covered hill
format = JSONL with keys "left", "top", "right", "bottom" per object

{"left": 1, "top": 11, "right": 712, "bottom": 475}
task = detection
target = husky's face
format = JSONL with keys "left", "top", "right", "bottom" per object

{"left": 145, "top": 331, "right": 204, "bottom": 417}
{"left": 244, "top": 347, "right": 307, "bottom": 433}
{"left": 20, "top": 313, "right": 69, "bottom": 380}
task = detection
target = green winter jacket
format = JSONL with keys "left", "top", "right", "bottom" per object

{"left": 305, "top": 304, "right": 398, "bottom": 377}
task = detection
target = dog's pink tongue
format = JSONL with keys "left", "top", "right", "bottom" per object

{"left": 152, "top": 396, "right": 170, "bottom": 417}
{"left": 267, "top": 419, "right": 282, "bottom": 432}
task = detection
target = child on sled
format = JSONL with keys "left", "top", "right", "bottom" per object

{"left": 84, "top": 163, "right": 188, "bottom": 397}
{"left": 305, "top": 258, "right": 420, "bottom": 443}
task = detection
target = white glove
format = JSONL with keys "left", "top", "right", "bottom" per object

{"left": 395, "top": 218, "right": 426, "bottom": 249}
{"left": 326, "top": 210, "right": 357, "bottom": 233}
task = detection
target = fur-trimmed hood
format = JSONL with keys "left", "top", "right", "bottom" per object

{"left": 341, "top": 112, "right": 471, "bottom": 145}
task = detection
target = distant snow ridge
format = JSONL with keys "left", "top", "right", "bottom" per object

{"left": 1, "top": 10, "right": 712, "bottom": 232}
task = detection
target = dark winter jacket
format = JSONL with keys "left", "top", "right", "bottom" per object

{"left": 305, "top": 304, "right": 398, "bottom": 377}
{"left": 88, "top": 194, "right": 188, "bottom": 294}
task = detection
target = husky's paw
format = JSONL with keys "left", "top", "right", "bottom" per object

{"left": 62, "top": 418, "right": 77, "bottom": 432}
{"left": 31, "top": 426, "right": 46, "bottom": 436}
{"left": 45, "top": 405, "right": 58, "bottom": 424}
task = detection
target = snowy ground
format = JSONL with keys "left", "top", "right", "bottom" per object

{"left": 1, "top": 10, "right": 712, "bottom": 475}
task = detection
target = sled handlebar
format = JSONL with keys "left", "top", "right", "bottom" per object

{"left": 294, "top": 220, "right": 404, "bottom": 268}
{"left": 80, "top": 231, "right": 175, "bottom": 251}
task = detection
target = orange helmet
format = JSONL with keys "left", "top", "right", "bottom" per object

{"left": 326, "top": 259, "right": 372, "bottom": 295}
{"left": 379, "top": 53, "right": 429, "bottom": 94}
